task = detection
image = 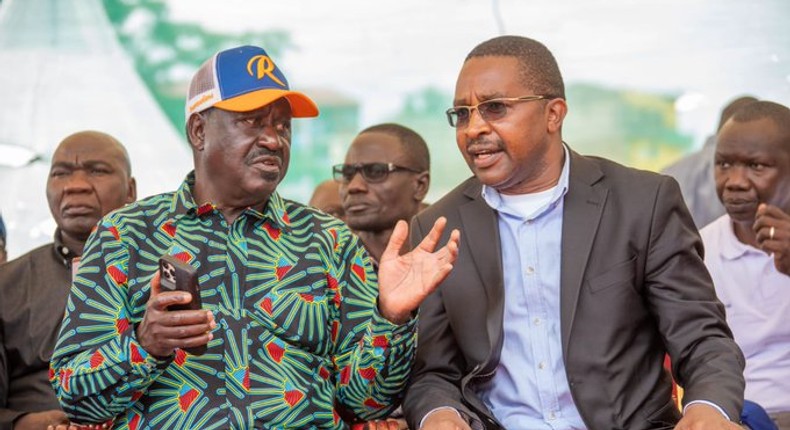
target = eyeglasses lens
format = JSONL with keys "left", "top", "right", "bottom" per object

{"left": 335, "top": 163, "right": 390, "bottom": 183}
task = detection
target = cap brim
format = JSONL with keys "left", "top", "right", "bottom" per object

{"left": 214, "top": 89, "right": 319, "bottom": 118}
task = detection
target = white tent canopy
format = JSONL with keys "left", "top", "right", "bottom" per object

{"left": 0, "top": 0, "right": 191, "bottom": 259}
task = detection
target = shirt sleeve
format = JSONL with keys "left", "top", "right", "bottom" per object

{"left": 49, "top": 219, "right": 171, "bottom": 424}
{"left": 683, "top": 400, "right": 730, "bottom": 421}
{"left": 330, "top": 232, "right": 417, "bottom": 421}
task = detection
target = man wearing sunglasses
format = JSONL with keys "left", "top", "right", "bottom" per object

{"left": 403, "top": 36, "right": 744, "bottom": 430}
{"left": 334, "top": 123, "right": 430, "bottom": 267}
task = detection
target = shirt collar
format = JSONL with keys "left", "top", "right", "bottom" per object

{"left": 720, "top": 217, "right": 762, "bottom": 260}
{"left": 170, "top": 171, "right": 292, "bottom": 232}
{"left": 51, "top": 228, "right": 79, "bottom": 267}
{"left": 481, "top": 144, "right": 571, "bottom": 219}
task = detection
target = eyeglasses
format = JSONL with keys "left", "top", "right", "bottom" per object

{"left": 332, "top": 162, "right": 422, "bottom": 183}
{"left": 446, "top": 95, "right": 550, "bottom": 128}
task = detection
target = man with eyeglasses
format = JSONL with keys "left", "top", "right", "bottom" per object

{"left": 403, "top": 35, "right": 744, "bottom": 430}
{"left": 334, "top": 123, "right": 430, "bottom": 268}
{"left": 48, "top": 45, "right": 459, "bottom": 429}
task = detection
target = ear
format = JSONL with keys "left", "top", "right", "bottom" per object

{"left": 186, "top": 113, "right": 207, "bottom": 151}
{"left": 413, "top": 171, "right": 430, "bottom": 201}
{"left": 127, "top": 176, "right": 138, "bottom": 204}
{"left": 546, "top": 98, "right": 568, "bottom": 134}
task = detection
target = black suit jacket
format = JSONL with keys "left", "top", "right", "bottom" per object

{"left": 403, "top": 150, "right": 744, "bottom": 430}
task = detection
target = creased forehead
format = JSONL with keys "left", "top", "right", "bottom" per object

{"left": 54, "top": 131, "right": 132, "bottom": 175}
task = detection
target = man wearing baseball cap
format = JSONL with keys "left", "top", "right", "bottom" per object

{"left": 50, "top": 45, "right": 459, "bottom": 429}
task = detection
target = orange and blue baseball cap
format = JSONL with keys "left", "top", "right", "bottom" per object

{"left": 185, "top": 45, "right": 319, "bottom": 119}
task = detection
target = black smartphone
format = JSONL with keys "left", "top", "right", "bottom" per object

{"left": 158, "top": 254, "right": 207, "bottom": 355}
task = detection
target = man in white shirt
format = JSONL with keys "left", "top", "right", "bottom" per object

{"left": 701, "top": 100, "right": 790, "bottom": 430}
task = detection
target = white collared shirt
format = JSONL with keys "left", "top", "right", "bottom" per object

{"left": 701, "top": 215, "right": 790, "bottom": 414}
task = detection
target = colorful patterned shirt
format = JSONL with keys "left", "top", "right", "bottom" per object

{"left": 50, "top": 172, "right": 416, "bottom": 429}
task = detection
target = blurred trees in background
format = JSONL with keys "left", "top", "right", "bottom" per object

{"left": 103, "top": 0, "right": 291, "bottom": 130}
{"left": 101, "top": 1, "right": 692, "bottom": 201}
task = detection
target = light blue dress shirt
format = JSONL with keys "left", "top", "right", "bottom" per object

{"left": 477, "top": 147, "right": 587, "bottom": 429}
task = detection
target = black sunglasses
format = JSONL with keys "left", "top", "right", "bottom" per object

{"left": 332, "top": 162, "right": 422, "bottom": 183}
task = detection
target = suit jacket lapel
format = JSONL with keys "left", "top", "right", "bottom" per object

{"left": 459, "top": 180, "right": 504, "bottom": 366}
{"left": 560, "top": 151, "right": 607, "bottom": 354}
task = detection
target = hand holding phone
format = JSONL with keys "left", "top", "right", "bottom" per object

{"left": 154, "top": 255, "right": 208, "bottom": 356}
{"left": 136, "top": 257, "right": 213, "bottom": 358}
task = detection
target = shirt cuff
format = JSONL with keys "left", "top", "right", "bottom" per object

{"left": 419, "top": 407, "right": 464, "bottom": 430}
{"left": 683, "top": 400, "right": 731, "bottom": 421}
{"left": 125, "top": 326, "right": 173, "bottom": 374}
{"left": 418, "top": 407, "right": 484, "bottom": 430}
{"left": 369, "top": 304, "right": 417, "bottom": 337}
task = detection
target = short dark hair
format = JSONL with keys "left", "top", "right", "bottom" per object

{"left": 466, "top": 35, "right": 565, "bottom": 99}
{"left": 729, "top": 101, "right": 790, "bottom": 144}
{"left": 359, "top": 123, "right": 430, "bottom": 172}
{"left": 717, "top": 96, "right": 758, "bottom": 131}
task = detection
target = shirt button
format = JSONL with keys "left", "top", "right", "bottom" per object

{"left": 533, "top": 318, "right": 541, "bottom": 326}
{"left": 538, "top": 362, "right": 545, "bottom": 370}
{"left": 526, "top": 266, "right": 535, "bottom": 275}
{"left": 548, "top": 411, "right": 556, "bottom": 420}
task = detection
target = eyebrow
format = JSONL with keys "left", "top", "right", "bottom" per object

{"left": 452, "top": 92, "right": 508, "bottom": 106}
{"left": 50, "top": 160, "right": 116, "bottom": 170}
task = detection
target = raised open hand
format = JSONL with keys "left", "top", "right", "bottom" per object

{"left": 377, "top": 217, "right": 460, "bottom": 324}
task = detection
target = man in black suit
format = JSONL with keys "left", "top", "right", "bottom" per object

{"left": 403, "top": 35, "right": 745, "bottom": 430}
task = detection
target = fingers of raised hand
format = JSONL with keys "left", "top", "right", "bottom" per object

{"left": 382, "top": 220, "right": 409, "bottom": 261}
{"left": 445, "top": 229, "right": 460, "bottom": 260}
{"left": 418, "top": 217, "right": 448, "bottom": 252}
{"left": 433, "top": 229, "right": 461, "bottom": 272}
{"left": 754, "top": 205, "right": 790, "bottom": 241}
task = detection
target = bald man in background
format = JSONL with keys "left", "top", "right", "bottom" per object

{"left": 0, "top": 131, "right": 136, "bottom": 430}
{"left": 309, "top": 179, "right": 345, "bottom": 221}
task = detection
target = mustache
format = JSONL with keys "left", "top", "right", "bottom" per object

{"left": 246, "top": 148, "right": 282, "bottom": 163}
{"left": 465, "top": 136, "right": 505, "bottom": 151}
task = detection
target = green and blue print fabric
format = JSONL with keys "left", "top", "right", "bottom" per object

{"left": 50, "top": 172, "right": 415, "bottom": 429}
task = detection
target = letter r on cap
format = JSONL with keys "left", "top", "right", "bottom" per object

{"left": 247, "top": 55, "right": 286, "bottom": 87}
